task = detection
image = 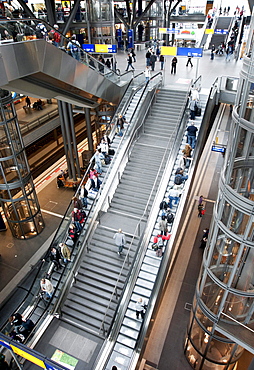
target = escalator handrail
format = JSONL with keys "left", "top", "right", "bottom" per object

{"left": 0, "top": 72, "right": 145, "bottom": 335}
{"left": 0, "top": 18, "right": 132, "bottom": 82}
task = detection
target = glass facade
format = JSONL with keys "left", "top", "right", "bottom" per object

{"left": 185, "top": 10, "right": 254, "bottom": 369}
{"left": 0, "top": 90, "right": 44, "bottom": 239}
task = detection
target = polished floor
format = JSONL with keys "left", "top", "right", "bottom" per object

{"left": 0, "top": 45, "right": 252, "bottom": 369}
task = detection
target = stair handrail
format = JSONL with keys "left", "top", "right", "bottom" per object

{"left": 98, "top": 79, "right": 192, "bottom": 337}
{"left": 94, "top": 86, "right": 192, "bottom": 370}
{"left": 0, "top": 18, "right": 133, "bottom": 85}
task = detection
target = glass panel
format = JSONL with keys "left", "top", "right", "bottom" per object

{"left": 221, "top": 200, "right": 230, "bottom": 226}
{"left": 201, "top": 275, "right": 224, "bottom": 314}
{"left": 243, "top": 83, "right": 254, "bottom": 123}
{"left": 223, "top": 292, "right": 252, "bottom": 322}
{"left": 235, "top": 127, "right": 247, "bottom": 157}
{"left": 247, "top": 222, "right": 254, "bottom": 241}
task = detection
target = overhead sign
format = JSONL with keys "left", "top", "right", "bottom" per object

{"left": 214, "top": 29, "right": 228, "bottom": 34}
{"left": 160, "top": 46, "right": 177, "bottom": 56}
{"left": 177, "top": 47, "right": 203, "bottom": 57}
{"left": 95, "top": 44, "right": 117, "bottom": 53}
{"left": 159, "top": 28, "right": 180, "bottom": 34}
{"left": 205, "top": 28, "right": 228, "bottom": 34}
{"left": 161, "top": 46, "right": 202, "bottom": 57}
{"left": 82, "top": 44, "right": 95, "bottom": 52}
{"left": 212, "top": 145, "right": 226, "bottom": 153}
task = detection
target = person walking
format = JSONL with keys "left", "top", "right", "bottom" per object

{"left": 150, "top": 52, "right": 157, "bottom": 71}
{"left": 186, "top": 56, "right": 193, "bottom": 67}
{"left": 125, "top": 53, "right": 135, "bottom": 71}
{"left": 144, "top": 66, "right": 151, "bottom": 82}
{"left": 198, "top": 195, "right": 204, "bottom": 205}
{"left": 171, "top": 57, "right": 177, "bottom": 74}
{"left": 113, "top": 228, "right": 126, "bottom": 256}
{"left": 159, "top": 54, "right": 164, "bottom": 70}
{"left": 186, "top": 122, "right": 198, "bottom": 149}
{"left": 130, "top": 48, "right": 136, "bottom": 62}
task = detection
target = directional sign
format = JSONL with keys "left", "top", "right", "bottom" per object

{"left": 177, "top": 47, "right": 203, "bottom": 57}
{"left": 82, "top": 44, "right": 95, "bottom": 52}
{"left": 159, "top": 28, "right": 180, "bottom": 34}
{"left": 214, "top": 29, "right": 228, "bottom": 34}
{"left": 212, "top": 145, "right": 226, "bottom": 153}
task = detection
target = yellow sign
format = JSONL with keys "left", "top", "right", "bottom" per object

{"left": 159, "top": 28, "right": 167, "bottom": 34}
{"left": 95, "top": 44, "right": 109, "bottom": 53}
{"left": 10, "top": 345, "right": 46, "bottom": 369}
{"left": 160, "top": 46, "right": 177, "bottom": 56}
{"left": 205, "top": 29, "right": 214, "bottom": 34}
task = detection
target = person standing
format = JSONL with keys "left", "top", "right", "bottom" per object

{"left": 144, "top": 66, "right": 151, "bottom": 82}
{"left": 146, "top": 49, "right": 151, "bottom": 66}
{"left": 159, "top": 54, "right": 164, "bottom": 70}
{"left": 40, "top": 278, "right": 54, "bottom": 299}
{"left": 200, "top": 228, "right": 209, "bottom": 248}
{"left": 125, "top": 53, "right": 135, "bottom": 71}
{"left": 150, "top": 52, "right": 157, "bottom": 71}
{"left": 198, "top": 203, "right": 204, "bottom": 218}
{"left": 52, "top": 24, "right": 61, "bottom": 47}
{"left": 135, "top": 297, "right": 147, "bottom": 319}
{"left": 79, "top": 184, "right": 88, "bottom": 208}
{"left": 90, "top": 150, "right": 103, "bottom": 174}
{"left": 49, "top": 247, "right": 62, "bottom": 270}
{"left": 186, "top": 56, "right": 193, "bottom": 67}
{"left": 168, "top": 186, "right": 180, "bottom": 209}
{"left": 189, "top": 99, "right": 197, "bottom": 121}
{"left": 182, "top": 144, "right": 192, "bottom": 168}
{"left": 171, "top": 57, "right": 177, "bottom": 74}
{"left": 186, "top": 122, "right": 198, "bottom": 149}
{"left": 159, "top": 215, "right": 168, "bottom": 236}
{"left": 59, "top": 243, "right": 71, "bottom": 263}
{"left": 198, "top": 195, "right": 204, "bottom": 205}
{"left": 67, "top": 35, "right": 81, "bottom": 61}
{"left": 25, "top": 96, "right": 31, "bottom": 108}
{"left": 113, "top": 228, "right": 126, "bottom": 256}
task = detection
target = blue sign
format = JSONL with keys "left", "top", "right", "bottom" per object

{"left": 82, "top": 44, "right": 95, "bottom": 52}
{"left": 214, "top": 29, "right": 228, "bottom": 35}
{"left": 116, "top": 29, "right": 122, "bottom": 49}
{"left": 212, "top": 145, "right": 226, "bottom": 153}
{"left": 128, "top": 29, "right": 134, "bottom": 49}
{"left": 107, "top": 45, "right": 117, "bottom": 53}
{"left": 177, "top": 47, "right": 203, "bottom": 57}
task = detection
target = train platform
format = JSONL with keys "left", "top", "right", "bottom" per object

{"left": 0, "top": 45, "right": 249, "bottom": 368}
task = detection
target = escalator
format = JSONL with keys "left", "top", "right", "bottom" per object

{"left": 208, "top": 16, "right": 233, "bottom": 49}
{"left": 0, "top": 19, "right": 132, "bottom": 108}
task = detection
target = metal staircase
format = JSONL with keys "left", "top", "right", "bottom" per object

{"left": 60, "top": 88, "right": 189, "bottom": 339}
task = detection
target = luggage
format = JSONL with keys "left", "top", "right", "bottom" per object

{"left": 159, "top": 201, "right": 168, "bottom": 210}
{"left": 66, "top": 238, "right": 74, "bottom": 247}
{"left": 88, "top": 190, "right": 98, "bottom": 199}
{"left": 167, "top": 212, "right": 174, "bottom": 224}
{"left": 108, "top": 149, "right": 115, "bottom": 155}
{"left": 174, "top": 174, "right": 183, "bottom": 185}
{"left": 104, "top": 156, "right": 111, "bottom": 165}
{"left": 195, "top": 107, "right": 201, "bottom": 116}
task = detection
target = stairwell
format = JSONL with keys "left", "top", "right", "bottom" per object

{"left": 60, "top": 87, "right": 189, "bottom": 337}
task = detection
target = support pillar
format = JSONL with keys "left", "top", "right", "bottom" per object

{"left": 0, "top": 90, "right": 44, "bottom": 239}
{"left": 85, "top": 108, "right": 94, "bottom": 152}
{"left": 58, "top": 101, "right": 80, "bottom": 181}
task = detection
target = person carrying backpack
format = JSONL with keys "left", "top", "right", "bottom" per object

{"left": 67, "top": 35, "right": 81, "bottom": 61}
{"left": 130, "top": 48, "right": 136, "bottom": 62}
